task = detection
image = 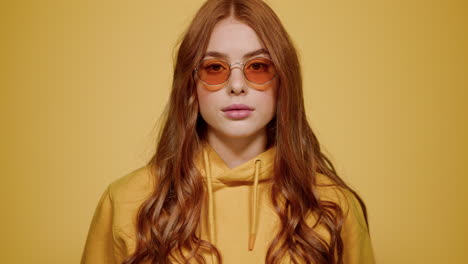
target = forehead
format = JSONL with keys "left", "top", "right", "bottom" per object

{"left": 204, "top": 19, "right": 269, "bottom": 61}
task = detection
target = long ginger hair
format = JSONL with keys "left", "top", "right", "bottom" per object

{"left": 123, "top": 0, "right": 370, "bottom": 263}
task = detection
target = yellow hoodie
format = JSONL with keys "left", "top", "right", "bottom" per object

{"left": 81, "top": 142, "right": 376, "bottom": 263}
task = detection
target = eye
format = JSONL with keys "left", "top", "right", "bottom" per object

{"left": 248, "top": 62, "right": 270, "bottom": 72}
{"left": 250, "top": 62, "right": 266, "bottom": 70}
{"left": 210, "top": 64, "right": 223, "bottom": 71}
{"left": 203, "top": 62, "right": 226, "bottom": 72}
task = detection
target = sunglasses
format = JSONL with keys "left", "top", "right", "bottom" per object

{"left": 194, "top": 56, "right": 277, "bottom": 91}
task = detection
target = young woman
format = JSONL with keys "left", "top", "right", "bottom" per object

{"left": 81, "top": 0, "right": 376, "bottom": 263}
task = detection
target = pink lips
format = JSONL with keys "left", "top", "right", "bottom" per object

{"left": 222, "top": 104, "right": 254, "bottom": 119}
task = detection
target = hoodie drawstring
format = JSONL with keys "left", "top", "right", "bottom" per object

{"left": 202, "top": 149, "right": 263, "bottom": 262}
{"left": 203, "top": 149, "right": 217, "bottom": 264}
{"left": 249, "top": 159, "right": 262, "bottom": 251}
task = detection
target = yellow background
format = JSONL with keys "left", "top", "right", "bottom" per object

{"left": 1, "top": 0, "right": 466, "bottom": 263}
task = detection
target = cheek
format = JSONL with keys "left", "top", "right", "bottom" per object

{"left": 254, "top": 89, "right": 277, "bottom": 121}
{"left": 265, "top": 91, "right": 277, "bottom": 115}
{"left": 264, "top": 80, "right": 278, "bottom": 114}
{"left": 197, "top": 84, "right": 218, "bottom": 117}
{"left": 197, "top": 81, "right": 211, "bottom": 102}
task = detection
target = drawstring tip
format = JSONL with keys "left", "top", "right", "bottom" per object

{"left": 248, "top": 234, "right": 256, "bottom": 251}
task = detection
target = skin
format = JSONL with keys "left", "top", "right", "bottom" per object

{"left": 196, "top": 17, "right": 278, "bottom": 168}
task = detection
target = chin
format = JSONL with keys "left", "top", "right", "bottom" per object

{"left": 219, "top": 127, "right": 264, "bottom": 139}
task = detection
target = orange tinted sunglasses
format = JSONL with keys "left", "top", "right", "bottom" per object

{"left": 194, "top": 56, "right": 277, "bottom": 91}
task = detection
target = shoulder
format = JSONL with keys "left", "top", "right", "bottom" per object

{"left": 314, "top": 172, "right": 349, "bottom": 207}
{"left": 107, "top": 164, "right": 156, "bottom": 204}
{"left": 83, "top": 165, "right": 157, "bottom": 262}
{"left": 314, "top": 172, "right": 368, "bottom": 230}
{"left": 314, "top": 173, "right": 376, "bottom": 263}
{"left": 105, "top": 164, "right": 157, "bottom": 251}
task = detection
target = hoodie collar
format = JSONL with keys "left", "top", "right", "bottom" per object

{"left": 194, "top": 141, "right": 276, "bottom": 259}
{"left": 194, "top": 141, "right": 276, "bottom": 190}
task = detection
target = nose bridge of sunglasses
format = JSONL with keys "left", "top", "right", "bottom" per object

{"left": 223, "top": 62, "right": 244, "bottom": 83}
{"left": 229, "top": 62, "right": 244, "bottom": 72}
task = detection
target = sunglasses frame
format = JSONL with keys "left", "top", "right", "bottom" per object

{"left": 194, "top": 56, "right": 277, "bottom": 86}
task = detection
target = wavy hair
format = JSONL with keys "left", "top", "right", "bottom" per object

{"left": 123, "top": 0, "right": 370, "bottom": 263}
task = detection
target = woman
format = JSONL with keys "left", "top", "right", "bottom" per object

{"left": 81, "top": 0, "right": 376, "bottom": 263}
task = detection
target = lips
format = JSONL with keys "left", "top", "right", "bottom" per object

{"left": 222, "top": 104, "right": 254, "bottom": 111}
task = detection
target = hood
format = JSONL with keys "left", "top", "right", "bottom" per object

{"left": 193, "top": 141, "right": 276, "bottom": 262}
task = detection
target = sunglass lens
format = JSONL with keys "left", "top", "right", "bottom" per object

{"left": 245, "top": 57, "right": 276, "bottom": 84}
{"left": 198, "top": 59, "right": 229, "bottom": 85}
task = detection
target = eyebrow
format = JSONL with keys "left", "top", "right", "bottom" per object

{"left": 203, "top": 48, "right": 270, "bottom": 60}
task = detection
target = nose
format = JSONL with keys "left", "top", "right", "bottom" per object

{"left": 228, "top": 64, "right": 247, "bottom": 95}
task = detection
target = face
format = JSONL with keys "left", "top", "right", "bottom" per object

{"left": 195, "top": 18, "right": 278, "bottom": 141}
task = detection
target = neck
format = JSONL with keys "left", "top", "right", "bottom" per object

{"left": 206, "top": 129, "right": 268, "bottom": 169}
